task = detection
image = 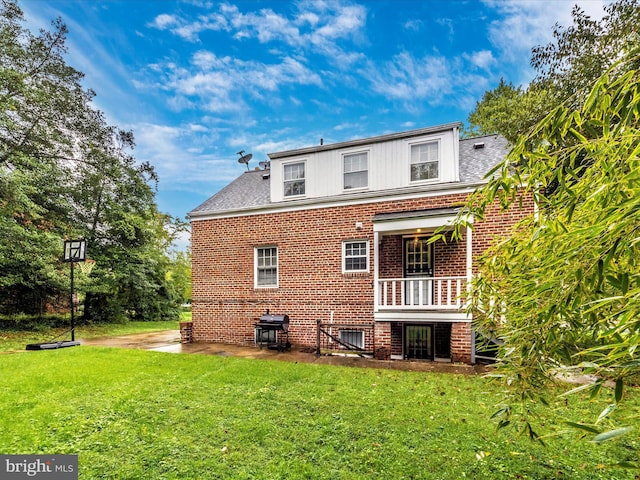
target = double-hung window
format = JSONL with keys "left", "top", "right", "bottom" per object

{"left": 255, "top": 246, "right": 278, "bottom": 288}
{"left": 410, "top": 141, "right": 439, "bottom": 181}
{"left": 342, "top": 240, "right": 369, "bottom": 273}
{"left": 283, "top": 162, "right": 305, "bottom": 197}
{"left": 343, "top": 152, "right": 368, "bottom": 190}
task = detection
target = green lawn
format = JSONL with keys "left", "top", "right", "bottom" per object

{"left": 1, "top": 347, "right": 638, "bottom": 479}
{"left": 0, "top": 319, "right": 181, "bottom": 353}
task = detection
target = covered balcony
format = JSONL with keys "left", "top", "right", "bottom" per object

{"left": 372, "top": 207, "right": 473, "bottom": 322}
{"left": 376, "top": 275, "right": 467, "bottom": 310}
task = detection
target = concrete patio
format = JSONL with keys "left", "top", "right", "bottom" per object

{"left": 79, "top": 330, "right": 485, "bottom": 374}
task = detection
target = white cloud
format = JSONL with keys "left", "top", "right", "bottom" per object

{"left": 366, "top": 52, "right": 452, "bottom": 101}
{"left": 483, "top": 0, "right": 609, "bottom": 65}
{"left": 145, "top": 52, "right": 322, "bottom": 114}
{"left": 403, "top": 19, "right": 423, "bottom": 32}
{"left": 149, "top": 11, "right": 229, "bottom": 41}
{"left": 132, "top": 122, "right": 240, "bottom": 187}
{"left": 363, "top": 50, "right": 491, "bottom": 111}
{"left": 150, "top": 13, "right": 179, "bottom": 29}
{"left": 150, "top": 1, "right": 367, "bottom": 67}
{"left": 464, "top": 50, "right": 496, "bottom": 70}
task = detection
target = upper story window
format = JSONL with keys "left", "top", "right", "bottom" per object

{"left": 284, "top": 162, "right": 305, "bottom": 197}
{"left": 255, "top": 246, "right": 278, "bottom": 288}
{"left": 343, "top": 152, "right": 368, "bottom": 190}
{"left": 342, "top": 240, "right": 369, "bottom": 273}
{"left": 410, "top": 141, "right": 439, "bottom": 182}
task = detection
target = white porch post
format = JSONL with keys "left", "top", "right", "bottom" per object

{"left": 467, "top": 222, "right": 475, "bottom": 363}
{"left": 373, "top": 231, "right": 380, "bottom": 312}
{"left": 466, "top": 223, "right": 473, "bottom": 296}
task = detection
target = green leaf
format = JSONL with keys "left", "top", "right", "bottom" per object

{"left": 565, "top": 421, "right": 600, "bottom": 434}
{"left": 592, "top": 427, "right": 633, "bottom": 443}
{"left": 614, "top": 379, "right": 624, "bottom": 403}
{"left": 560, "top": 381, "right": 601, "bottom": 397}
{"left": 595, "top": 404, "right": 616, "bottom": 424}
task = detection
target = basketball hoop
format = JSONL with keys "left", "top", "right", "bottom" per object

{"left": 63, "top": 239, "right": 86, "bottom": 262}
{"left": 78, "top": 258, "right": 95, "bottom": 275}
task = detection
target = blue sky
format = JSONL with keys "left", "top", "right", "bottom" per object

{"left": 21, "top": 0, "right": 609, "bottom": 249}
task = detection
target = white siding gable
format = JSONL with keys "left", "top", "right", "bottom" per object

{"left": 269, "top": 124, "right": 460, "bottom": 203}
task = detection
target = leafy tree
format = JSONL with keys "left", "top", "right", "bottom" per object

{"left": 465, "top": 0, "right": 640, "bottom": 142}
{"left": 463, "top": 79, "right": 552, "bottom": 143}
{"left": 532, "top": 0, "right": 640, "bottom": 107}
{"left": 167, "top": 250, "right": 192, "bottom": 306}
{"left": 454, "top": 55, "right": 640, "bottom": 450}
{"left": 0, "top": 0, "right": 184, "bottom": 322}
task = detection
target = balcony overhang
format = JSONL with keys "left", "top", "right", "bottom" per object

{"left": 372, "top": 207, "right": 463, "bottom": 234}
{"left": 374, "top": 311, "right": 471, "bottom": 322}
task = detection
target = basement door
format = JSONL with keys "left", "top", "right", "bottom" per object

{"left": 404, "top": 324, "right": 434, "bottom": 360}
{"left": 403, "top": 237, "right": 434, "bottom": 306}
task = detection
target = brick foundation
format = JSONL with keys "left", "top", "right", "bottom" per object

{"left": 451, "top": 322, "right": 472, "bottom": 363}
{"left": 180, "top": 321, "right": 193, "bottom": 343}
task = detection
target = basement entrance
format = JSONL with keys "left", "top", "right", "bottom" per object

{"left": 404, "top": 324, "right": 434, "bottom": 360}
{"left": 404, "top": 323, "right": 451, "bottom": 360}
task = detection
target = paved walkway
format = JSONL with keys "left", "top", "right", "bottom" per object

{"left": 80, "top": 330, "right": 485, "bottom": 374}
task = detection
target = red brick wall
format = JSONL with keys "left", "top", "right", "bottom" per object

{"left": 191, "top": 189, "right": 534, "bottom": 362}
{"left": 451, "top": 322, "right": 472, "bottom": 363}
{"left": 390, "top": 322, "right": 403, "bottom": 357}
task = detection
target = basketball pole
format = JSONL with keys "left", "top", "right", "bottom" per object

{"left": 70, "top": 257, "right": 75, "bottom": 341}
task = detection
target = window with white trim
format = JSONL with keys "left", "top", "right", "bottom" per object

{"left": 339, "top": 330, "right": 364, "bottom": 349}
{"left": 410, "top": 141, "right": 439, "bottom": 181}
{"left": 255, "top": 246, "right": 278, "bottom": 287}
{"left": 343, "top": 152, "right": 368, "bottom": 190}
{"left": 342, "top": 240, "right": 369, "bottom": 273}
{"left": 283, "top": 162, "right": 305, "bottom": 197}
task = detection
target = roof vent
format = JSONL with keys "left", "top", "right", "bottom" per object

{"left": 262, "top": 172, "right": 270, "bottom": 180}
{"left": 473, "top": 142, "right": 485, "bottom": 150}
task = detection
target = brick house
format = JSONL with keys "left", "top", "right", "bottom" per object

{"left": 189, "top": 123, "right": 532, "bottom": 363}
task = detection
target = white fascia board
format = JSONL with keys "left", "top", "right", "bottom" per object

{"left": 373, "top": 213, "right": 457, "bottom": 233}
{"left": 189, "top": 181, "right": 486, "bottom": 222}
{"left": 374, "top": 311, "right": 471, "bottom": 322}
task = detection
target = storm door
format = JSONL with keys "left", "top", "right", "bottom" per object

{"left": 404, "top": 324, "right": 434, "bottom": 360}
{"left": 403, "top": 237, "right": 434, "bottom": 306}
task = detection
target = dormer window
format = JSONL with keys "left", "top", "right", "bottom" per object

{"left": 343, "top": 152, "right": 368, "bottom": 190}
{"left": 284, "top": 162, "right": 305, "bottom": 197}
{"left": 410, "top": 141, "right": 439, "bottom": 182}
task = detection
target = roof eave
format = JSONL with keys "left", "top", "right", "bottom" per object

{"left": 268, "top": 122, "right": 462, "bottom": 160}
{"left": 188, "top": 178, "right": 490, "bottom": 221}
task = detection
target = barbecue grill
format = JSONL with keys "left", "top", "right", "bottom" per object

{"left": 255, "top": 310, "right": 291, "bottom": 351}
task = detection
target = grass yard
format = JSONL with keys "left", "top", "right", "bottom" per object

{"left": 0, "top": 320, "right": 181, "bottom": 353}
{"left": 1, "top": 347, "right": 638, "bottom": 479}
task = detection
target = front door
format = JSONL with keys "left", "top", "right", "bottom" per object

{"left": 405, "top": 324, "right": 434, "bottom": 360}
{"left": 404, "top": 237, "right": 434, "bottom": 306}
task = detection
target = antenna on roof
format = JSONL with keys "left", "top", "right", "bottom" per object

{"left": 258, "top": 160, "right": 270, "bottom": 170}
{"left": 237, "top": 150, "right": 253, "bottom": 171}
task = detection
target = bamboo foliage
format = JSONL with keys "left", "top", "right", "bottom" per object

{"left": 455, "top": 53, "right": 640, "bottom": 444}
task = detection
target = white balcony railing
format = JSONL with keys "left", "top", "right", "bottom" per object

{"left": 377, "top": 276, "right": 467, "bottom": 310}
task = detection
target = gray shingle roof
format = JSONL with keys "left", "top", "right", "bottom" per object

{"left": 190, "top": 132, "right": 509, "bottom": 217}
{"left": 458, "top": 134, "right": 508, "bottom": 182}
{"left": 190, "top": 170, "right": 271, "bottom": 214}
